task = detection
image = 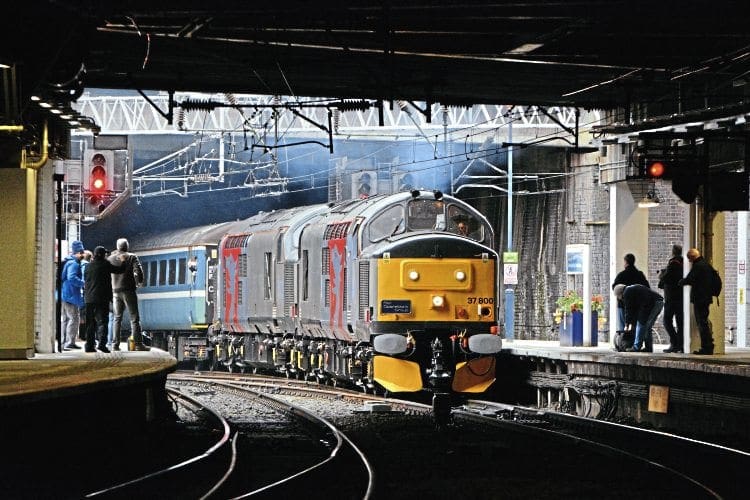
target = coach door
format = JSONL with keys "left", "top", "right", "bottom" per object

{"left": 205, "top": 246, "right": 219, "bottom": 325}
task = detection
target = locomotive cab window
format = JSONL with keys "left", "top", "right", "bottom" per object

{"left": 447, "top": 205, "right": 482, "bottom": 241}
{"left": 407, "top": 199, "right": 444, "bottom": 230}
{"left": 368, "top": 205, "right": 405, "bottom": 242}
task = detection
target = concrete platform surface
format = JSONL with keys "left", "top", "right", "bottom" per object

{"left": 502, "top": 340, "right": 750, "bottom": 377}
{"left": 0, "top": 343, "right": 177, "bottom": 406}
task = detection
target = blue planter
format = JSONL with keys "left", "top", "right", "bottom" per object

{"left": 560, "top": 311, "right": 598, "bottom": 347}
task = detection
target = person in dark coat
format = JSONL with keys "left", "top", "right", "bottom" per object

{"left": 83, "top": 246, "right": 126, "bottom": 353}
{"left": 658, "top": 244, "right": 684, "bottom": 353}
{"left": 678, "top": 248, "right": 714, "bottom": 355}
{"left": 613, "top": 283, "right": 663, "bottom": 352}
{"left": 611, "top": 253, "right": 650, "bottom": 331}
{"left": 108, "top": 238, "right": 149, "bottom": 351}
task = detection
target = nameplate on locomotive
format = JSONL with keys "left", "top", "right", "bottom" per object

{"left": 381, "top": 300, "right": 411, "bottom": 314}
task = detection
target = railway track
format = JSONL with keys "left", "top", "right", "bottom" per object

{"left": 459, "top": 399, "right": 750, "bottom": 499}
{"left": 95, "top": 373, "right": 378, "bottom": 498}
{"left": 69, "top": 371, "right": 750, "bottom": 499}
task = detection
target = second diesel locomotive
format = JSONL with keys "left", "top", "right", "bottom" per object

{"left": 132, "top": 190, "right": 502, "bottom": 414}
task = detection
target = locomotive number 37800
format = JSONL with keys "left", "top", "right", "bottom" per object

{"left": 467, "top": 297, "right": 494, "bottom": 304}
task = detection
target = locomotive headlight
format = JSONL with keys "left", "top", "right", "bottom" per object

{"left": 408, "top": 269, "right": 420, "bottom": 281}
{"left": 431, "top": 295, "right": 445, "bottom": 309}
{"left": 455, "top": 270, "right": 466, "bottom": 281}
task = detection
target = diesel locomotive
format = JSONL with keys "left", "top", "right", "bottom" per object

{"left": 131, "top": 190, "right": 502, "bottom": 415}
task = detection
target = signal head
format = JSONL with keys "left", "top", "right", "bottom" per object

{"left": 646, "top": 160, "right": 666, "bottom": 178}
{"left": 90, "top": 165, "right": 107, "bottom": 192}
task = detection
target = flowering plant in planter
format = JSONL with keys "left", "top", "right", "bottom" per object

{"left": 554, "top": 290, "right": 605, "bottom": 323}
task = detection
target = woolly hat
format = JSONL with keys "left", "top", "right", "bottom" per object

{"left": 94, "top": 246, "right": 108, "bottom": 260}
{"left": 71, "top": 240, "right": 85, "bottom": 254}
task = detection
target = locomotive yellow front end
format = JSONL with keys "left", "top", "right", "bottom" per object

{"left": 371, "top": 243, "right": 502, "bottom": 406}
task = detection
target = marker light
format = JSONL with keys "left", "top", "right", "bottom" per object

{"left": 431, "top": 295, "right": 445, "bottom": 308}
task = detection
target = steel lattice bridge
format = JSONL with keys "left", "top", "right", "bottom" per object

{"left": 73, "top": 92, "right": 601, "bottom": 141}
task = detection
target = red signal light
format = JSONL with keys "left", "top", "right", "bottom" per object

{"left": 90, "top": 165, "right": 107, "bottom": 192}
{"left": 647, "top": 161, "right": 666, "bottom": 178}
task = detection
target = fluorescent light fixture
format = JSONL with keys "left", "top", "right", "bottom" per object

{"left": 638, "top": 190, "right": 660, "bottom": 208}
{"left": 0, "top": 62, "right": 11, "bottom": 69}
{"left": 505, "top": 43, "right": 544, "bottom": 55}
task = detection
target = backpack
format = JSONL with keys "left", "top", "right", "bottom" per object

{"left": 710, "top": 266, "right": 722, "bottom": 301}
{"left": 613, "top": 330, "right": 634, "bottom": 352}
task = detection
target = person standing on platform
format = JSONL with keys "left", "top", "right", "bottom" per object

{"left": 678, "top": 248, "right": 715, "bottom": 355}
{"left": 613, "top": 283, "right": 663, "bottom": 353}
{"left": 108, "top": 238, "right": 149, "bottom": 351}
{"left": 83, "top": 246, "right": 126, "bottom": 353}
{"left": 60, "top": 240, "right": 85, "bottom": 350}
{"left": 658, "top": 244, "right": 684, "bottom": 353}
{"left": 78, "top": 249, "right": 93, "bottom": 343}
{"left": 611, "top": 253, "right": 650, "bottom": 332}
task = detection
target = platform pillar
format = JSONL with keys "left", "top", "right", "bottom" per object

{"left": 0, "top": 167, "right": 37, "bottom": 359}
{"left": 609, "top": 184, "right": 650, "bottom": 337}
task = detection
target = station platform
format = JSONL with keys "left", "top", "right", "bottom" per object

{"left": 496, "top": 339, "right": 750, "bottom": 448}
{"left": 0, "top": 344, "right": 177, "bottom": 443}
{"left": 502, "top": 339, "right": 750, "bottom": 376}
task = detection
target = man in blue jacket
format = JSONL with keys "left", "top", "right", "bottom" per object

{"left": 60, "top": 240, "right": 85, "bottom": 350}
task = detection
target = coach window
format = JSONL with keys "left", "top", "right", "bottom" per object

{"left": 158, "top": 259, "right": 167, "bottom": 286}
{"left": 178, "top": 257, "right": 187, "bottom": 284}
{"left": 149, "top": 261, "right": 157, "bottom": 287}
{"left": 368, "top": 205, "right": 405, "bottom": 242}
{"left": 167, "top": 259, "right": 176, "bottom": 285}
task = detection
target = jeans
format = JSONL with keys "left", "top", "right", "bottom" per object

{"left": 61, "top": 301, "right": 80, "bottom": 347}
{"left": 113, "top": 289, "right": 143, "bottom": 344}
{"left": 633, "top": 298, "right": 664, "bottom": 350}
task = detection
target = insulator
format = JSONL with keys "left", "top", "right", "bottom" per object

{"left": 177, "top": 108, "right": 186, "bottom": 129}
{"left": 335, "top": 99, "right": 371, "bottom": 112}
{"left": 333, "top": 108, "right": 340, "bottom": 133}
{"left": 180, "top": 99, "right": 219, "bottom": 112}
{"left": 224, "top": 93, "right": 237, "bottom": 106}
